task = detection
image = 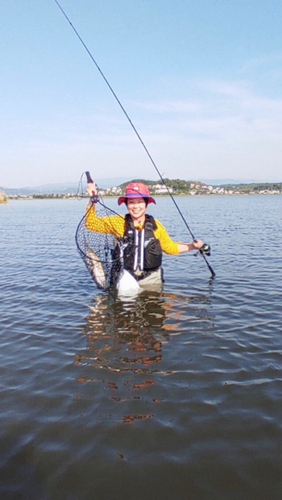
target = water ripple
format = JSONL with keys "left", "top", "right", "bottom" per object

{"left": 0, "top": 197, "right": 281, "bottom": 500}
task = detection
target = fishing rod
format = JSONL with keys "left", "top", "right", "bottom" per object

{"left": 54, "top": 0, "right": 215, "bottom": 278}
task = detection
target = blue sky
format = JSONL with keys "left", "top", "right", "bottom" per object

{"left": 1, "top": 0, "right": 281, "bottom": 188}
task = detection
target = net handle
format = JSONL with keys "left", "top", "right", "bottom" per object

{"left": 86, "top": 171, "right": 93, "bottom": 183}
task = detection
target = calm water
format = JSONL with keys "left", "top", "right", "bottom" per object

{"left": 0, "top": 195, "right": 281, "bottom": 500}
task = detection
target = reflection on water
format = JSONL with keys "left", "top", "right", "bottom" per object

{"left": 80, "top": 289, "right": 212, "bottom": 371}
{"left": 83, "top": 292, "right": 169, "bottom": 365}
{"left": 74, "top": 289, "right": 213, "bottom": 424}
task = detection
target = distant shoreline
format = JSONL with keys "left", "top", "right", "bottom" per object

{"left": 2, "top": 180, "right": 281, "bottom": 200}
{"left": 3, "top": 192, "right": 282, "bottom": 202}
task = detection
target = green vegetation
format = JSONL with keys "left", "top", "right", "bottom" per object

{"left": 120, "top": 178, "right": 207, "bottom": 194}
{"left": 120, "top": 180, "right": 282, "bottom": 195}
{"left": 220, "top": 182, "right": 282, "bottom": 192}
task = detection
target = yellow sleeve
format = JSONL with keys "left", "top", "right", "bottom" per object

{"left": 85, "top": 205, "right": 125, "bottom": 238}
{"left": 154, "top": 219, "right": 180, "bottom": 255}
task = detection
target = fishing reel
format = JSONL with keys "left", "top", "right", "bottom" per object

{"left": 193, "top": 239, "right": 211, "bottom": 256}
{"left": 192, "top": 242, "right": 211, "bottom": 258}
{"left": 201, "top": 243, "right": 211, "bottom": 256}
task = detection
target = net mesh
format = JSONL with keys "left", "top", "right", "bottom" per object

{"left": 75, "top": 197, "right": 126, "bottom": 289}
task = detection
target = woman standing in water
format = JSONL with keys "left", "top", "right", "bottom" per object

{"left": 85, "top": 181, "right": 204, "bottom": 287}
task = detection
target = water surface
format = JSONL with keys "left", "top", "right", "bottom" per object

{"left": 0, "top": 195, "right": 281, "bottom": 500}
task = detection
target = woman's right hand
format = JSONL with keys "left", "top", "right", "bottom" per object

{"left": 86, "top": 182, "right": 97, "bottom": 197}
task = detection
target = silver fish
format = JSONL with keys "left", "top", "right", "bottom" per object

{"left": 85, "top": 246, "right": 109, "bottom": 290}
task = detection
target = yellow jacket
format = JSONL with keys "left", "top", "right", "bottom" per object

{"left": 85, "top": 206, "right": 180, "bottom": 255}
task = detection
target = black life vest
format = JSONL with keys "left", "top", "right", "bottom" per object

{"left": 123, "top": 214, "right": 162, "bottom": 273}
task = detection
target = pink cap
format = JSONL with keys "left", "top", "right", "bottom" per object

{"left": 118, "top": 182, "right": 156, "bottom": 205}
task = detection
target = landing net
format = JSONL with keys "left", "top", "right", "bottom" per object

{"left": 75, "top": 196, "right": 126, "bottom": 289}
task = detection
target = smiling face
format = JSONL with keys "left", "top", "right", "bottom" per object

{"left": 126, "top": 198, "right": 147, "bottom": 224}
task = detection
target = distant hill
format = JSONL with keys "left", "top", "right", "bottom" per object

{"left": 1, "top": 177, "right": 131, "bottom": 196}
